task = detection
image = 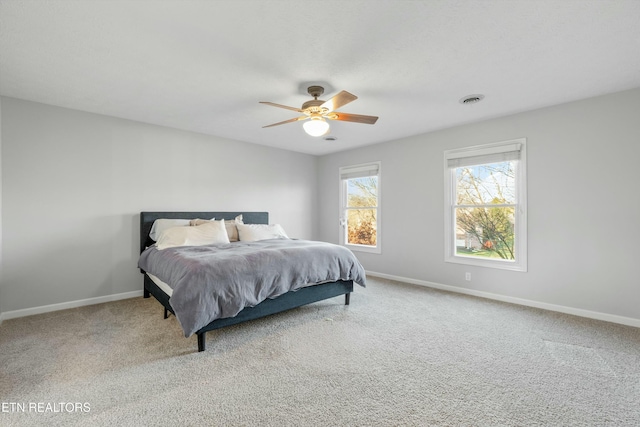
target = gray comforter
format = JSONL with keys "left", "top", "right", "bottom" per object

{"left": 138, "top": 239, "right": 366, "bottom": 337}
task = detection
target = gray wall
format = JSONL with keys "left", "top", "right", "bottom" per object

{"left": 2, "top": 89, "right": 639, "bottom": 323}
{"left": 0, "top": 97, "right": 317, "bottom": 313}
{"left": 0, "top": 98, "right": 3, "bottom": 316}
{"left": 318, "top": 88, "right": 640, "bottom": 321}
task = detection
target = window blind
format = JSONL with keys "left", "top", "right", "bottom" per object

{"left": 446, "top": 142, "right": 521, "bottom": 168}
{"left": 340, "top": 163, "right": 380, "bottom": 180}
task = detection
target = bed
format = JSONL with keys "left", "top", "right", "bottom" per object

{"left": 138, "top": 211, "right": 366, "bottom": 352}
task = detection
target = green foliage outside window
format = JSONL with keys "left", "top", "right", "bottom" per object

{"left": 346, "top": 177, "right": 378, "bottom": 246}
{"left": 455, "top": 162, "right": 516, "bottom": 260}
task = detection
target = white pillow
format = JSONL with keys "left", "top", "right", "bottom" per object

{"left": 189, "top": 215, "right": 244, "bottom": 242}
{"left": 149, "top": 219, "right": 192, "bottom": 241}
{"left": 237, "top": 223, "right": 289, "bottom": 242}
{"left": 156, "top": 220, "right": 230, "bottom": 250}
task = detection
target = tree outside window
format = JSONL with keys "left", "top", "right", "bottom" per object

{"left": 340, "top": 162, "right": 381, "bottom": 253}
{"left": 455, "top": 161, "right": 516, "bottom": 260}
{"left": 346, "top": 176, "right": 378, "bottom": 246}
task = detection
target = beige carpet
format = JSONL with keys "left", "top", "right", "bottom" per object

{"left": 1, "top": 277, "right": 639, "bottom": 426}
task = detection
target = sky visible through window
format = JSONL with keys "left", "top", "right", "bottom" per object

{"left": 456, "top": 161, "right": 515, "bottom": 205}
{"left": 347, "top": 177, "right": 377, "bottom": 203}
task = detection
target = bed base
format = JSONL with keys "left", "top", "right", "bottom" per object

{"left": 143, "top": 274, "right": 353, "bottom": 352}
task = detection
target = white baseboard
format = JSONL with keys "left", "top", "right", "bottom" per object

{"left": 0, "top": 290, "right": 144, "bottom": 322}
{"left": 2, "top": 275, "right": 638, "bottom": 329}
{"left": 367, "top": 271, "right": 640, "bottom": 329}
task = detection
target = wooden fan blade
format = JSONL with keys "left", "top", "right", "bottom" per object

{"left": 262, "top": 116, "right": 307, "bottom": 128}
{"left": 259, "top": 101, "right": 303, "bottom": 113}
{"left": 329, "top": 112, "right": 378, "bottom": 125}
{"left": 320, "top": 90, "right": 357, "bottom": 112}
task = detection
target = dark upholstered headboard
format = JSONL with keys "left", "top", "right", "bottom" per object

{"left": 139, "top": 211, "right": 269, "bottom": 253}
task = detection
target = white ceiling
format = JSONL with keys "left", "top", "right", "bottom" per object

{"left": 1, "top": 1, "right": 640, "bottom": 156}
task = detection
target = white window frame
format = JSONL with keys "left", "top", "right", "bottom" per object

{"left": 339, "top": 161, "right": 381, "bottom": 254}
{"left": 444, "top": 139, "right": 527, "bottom": 271}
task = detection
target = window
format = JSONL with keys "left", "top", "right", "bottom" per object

{"left": 444, "top": 139, "right": 527, "bottom": 271}
{"left": 339, "top": 162, "right": 381, "bottom": 253}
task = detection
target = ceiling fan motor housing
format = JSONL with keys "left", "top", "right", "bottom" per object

{"left": 302, "top": 86, "right": 328, "bottom": 113}
{"left": 301, "top": 99, "right": 326, "bottom": 113}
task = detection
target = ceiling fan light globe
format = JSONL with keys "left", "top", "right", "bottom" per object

{"left": 303, "top": 118, "right": 330, "bottom": 137}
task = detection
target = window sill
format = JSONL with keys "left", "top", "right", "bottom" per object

{"left": 344, "top": 243, "right": 381, "bottom": 254}
{"left": 445, "top": 255, "right": 526, "bottom": 272}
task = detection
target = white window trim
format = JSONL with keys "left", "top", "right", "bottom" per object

{"left": 444, "top": 139, "right": 527, "bottom": 272}
{"left": 339, "top": 161, "right": 381, "bottom": 254}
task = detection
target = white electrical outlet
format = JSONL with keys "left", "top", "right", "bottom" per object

{"left": 465, "top": 272, "right": 471, "bottom": 281}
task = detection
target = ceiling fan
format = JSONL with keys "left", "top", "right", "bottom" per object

{"left": 260, "top": 86, "right": 378, "bottom": 137}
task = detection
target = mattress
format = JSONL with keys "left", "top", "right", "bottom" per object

{"left": 147, "top": 273, "right": 173, "bottom": 297}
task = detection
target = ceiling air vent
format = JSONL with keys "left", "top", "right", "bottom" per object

{"left": 459, "top": 94, "right": 485, "bottom": 104}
